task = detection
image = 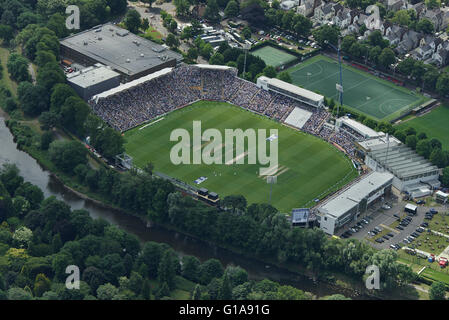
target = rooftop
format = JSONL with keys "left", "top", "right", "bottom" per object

{"left": 60, "top": 23, "right": 183, "bottom": 76}
{"left": 337, "top": 116, "right": 381, "bottom": 138}
{"left": 368, "top": 144, "right": 439, "bottom": 179}
{"left": 91, "top": 67, "right": 173, "bottom": 101}
{"left": 258, "top": 76, "right": 324, "bottom": 102}
{"left": 318, "top": 171, "right": 394, "bottom": 219}
{"left": 67, "top": 63, "right": 120, "bottom": 88}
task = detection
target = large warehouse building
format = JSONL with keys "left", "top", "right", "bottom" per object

{"left": 60, "top": 23, "right": 183, "bottom": 82}
{"left": 365, "top": 144, "right": 441, "bottom": 193}
{"left": 316, "top": 171, "right": 394, "bottom": 235}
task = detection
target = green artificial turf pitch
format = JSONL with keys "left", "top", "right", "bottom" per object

{"left": 124, "top": 101, "right": 358, "bottom": 212}
{"left": 251, "top": 45, "right": 298, "bottom": 68}
{"left": 286, "top": 55, "right": 428, "bottom": 121}
{"left": 395, "top": 105, "right": 449, "bottom": 149}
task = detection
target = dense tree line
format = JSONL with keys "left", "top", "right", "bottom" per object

{"left": 0, "top": 164, "right": 319, "bottom": 300}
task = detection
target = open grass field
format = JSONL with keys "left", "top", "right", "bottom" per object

{"left": 395, "top": 105, "right": 449, "bottom": 149}
{"left": 251, "top": 45, "right": 298, "bottom": 68}
{"left": 286, "top": 55, "right": 428, "bottom": 121}
{"left": 124, "top": 101, "right": 358, "bottom": 212}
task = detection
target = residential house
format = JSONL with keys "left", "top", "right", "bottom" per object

{"left": 313, "top": 2, "right": 336, "bottom": 24}
{"left": 333, "top": 7, "right": 352, "bottom": 29}
{"left": 297, "top": 0, "right": 320, "bottom": 17}
{"left": 395, "top": 30, "right": 423, "bottom": 56}
{"left": 408, "top": 2, "right": 426, "bottom": 19}
{"left": 280, "top": 0, "right": 298, "bottom": 10}
{"left": 424, "top": 9, "right": 444, "bottom": 31}
{"left": 432, "top": 40, "right": 449, "bottom": 66}
{"left": 386, "top": 0, "right": 406, "bottom": 12}
{"left": 384, "top": 24, "right": 406, "bottom": 46}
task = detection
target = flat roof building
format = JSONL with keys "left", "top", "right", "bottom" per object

{"left": 67, "top": 63, "right": 121, "bottom": 100}
{"left": 365, "top": 144, "right": 440, "bottom": 192}
{"left": 316, "top": 171, "right": 394, "bottom": 235}
{"left": 256, "top": 76, "right": 325, "bottom": 108}
{"left": 60, "top": 23, "right": 183, "bottom": 82}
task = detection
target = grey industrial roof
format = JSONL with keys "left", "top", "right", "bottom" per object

{"left": 67, "top": 64, "right": 120, "bottom": 88}
{"left": 318, "top": 171, "right": 394, "bottom": 219}
{"left": 60, "top": 23, "right": 183, "bottom": 76}
{"left": 368, "top": 144, "right": 439, "bottom": 179}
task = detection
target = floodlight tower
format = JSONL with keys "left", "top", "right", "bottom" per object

{"left": 243, "top": 43, "right": 251, "bottom": 75}
{"left": 324, "top": 38, "right": 343, "bottom": 121}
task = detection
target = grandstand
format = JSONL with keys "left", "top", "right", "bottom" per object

{"left": 88, "top": 64, "right": 357, "bottom": 158}
{"left": 256, "top": 76, "right": 325, "bottom": 108}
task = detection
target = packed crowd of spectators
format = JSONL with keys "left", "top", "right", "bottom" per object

{"left": 89, "top": 65, "right": 358, "bottom": 158}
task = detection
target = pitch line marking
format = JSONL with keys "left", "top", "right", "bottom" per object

{"left": 225, "top": 151, "right": 248, "bottom": 165}
{"left": 139, "top": 117, "right": 164, "bottom": 130}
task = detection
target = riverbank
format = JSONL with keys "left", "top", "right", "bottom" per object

{"left": 2, "top": 116, "right": 421, "bottom": 299}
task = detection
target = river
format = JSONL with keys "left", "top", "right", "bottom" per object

{"left": 0, "top": 117, "right": 371, "bottom": 299}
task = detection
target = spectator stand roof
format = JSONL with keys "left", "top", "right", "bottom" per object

{"left": 258, "top": 76, "right": 324, "bottom": 103}
{"left": 91, "top": 67, "right": 173, "bottom": 102}
{"left": 367, "top": 144, "right": 439, "bottom": 179}
{"left": 317, "top": 171, "right": 394, "bottom": 219}
{"left": 337, "top": 116, "right": 382, "bottom": 139}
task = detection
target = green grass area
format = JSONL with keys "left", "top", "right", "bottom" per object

{"left": 251, "top": 45, "right": 298, "bottom": 68}
{"left": 286, "top": 55, "right": 428, "bottom": 121}
{"left": 395, "top": 105, "right": 449, "bottom": 149}
{"left": 140, "top": 26, "right": 163, "bottom": 42}
{"left": 422, "top": 267, "right": 449, "bottom": 284}
{"left": 124, "top": 101, "right": 358, "bottom": 212}
{"left": 0, "top": 46, "right": 17, "bottom": 97}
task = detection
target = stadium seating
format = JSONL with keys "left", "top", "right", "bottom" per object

{"left": 88, "top": 65, "right": 357, "bottom": 157}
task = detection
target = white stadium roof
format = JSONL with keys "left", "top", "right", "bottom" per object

{"left": 259, "top": 76, "right": 324, "bottom": 103}
{"left": 91, "top": 67, "right": 173, "bottom": 102}
{"left": 337, "top": 116, "right": 381, "bottom": 139}
{"left": 318, "top": 171, "right": 394, "bottom": 219}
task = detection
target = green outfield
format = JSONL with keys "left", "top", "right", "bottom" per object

{"left": 395, "top": 105, "right": 449, "bottom": 149}
{"left": 251, "top": 45, "right": 298, "bottom": 68}
{"left": 286, "top": 55, "right": 428, "bottom": 121}
{"left": 124, "top": 101, "right": 358, "bottom": 212}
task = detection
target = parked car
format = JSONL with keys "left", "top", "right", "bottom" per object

{"left": 396, "top": 225, "right": 404, "bottom": 230}
{"left": 421, "top": 222, "right": 429, "bottom": 227}
{"left": 388, "top": 233, "right": 394, "bottom": 237}
{"left": 375, "top": 238, "right": 384, "bottom": 243}
{"left": 416, "top": 200, "right": 425, "bottom": 204}
{"left": 383, "top": 235, "right": 390, "bottom": 240}
{"left": 393, "top": 214, "right": 400, "bottom": 218}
